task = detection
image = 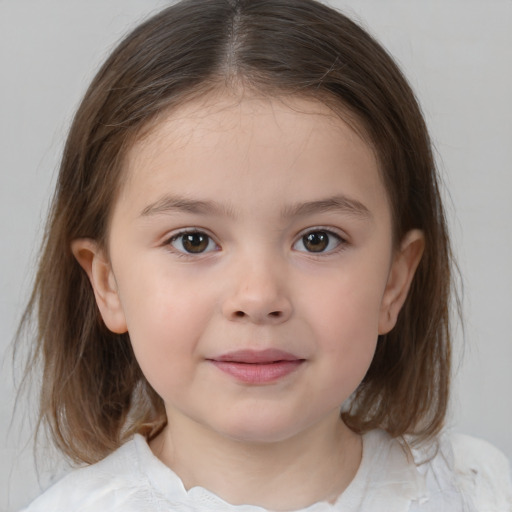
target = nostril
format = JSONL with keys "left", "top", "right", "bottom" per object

{"left": 233, "top": 310, "right": 282, "bottom": 319}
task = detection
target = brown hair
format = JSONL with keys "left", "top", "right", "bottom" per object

{"left": 17, "top": 0, "right": 454, "bottom": 464}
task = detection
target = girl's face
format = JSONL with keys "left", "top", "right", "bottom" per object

{"left": 79, "top": 93, "right": 422, "bottom": 445}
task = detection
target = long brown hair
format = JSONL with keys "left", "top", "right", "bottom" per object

{"left": 17, "top": 0, "right": 454, "bottom": 464}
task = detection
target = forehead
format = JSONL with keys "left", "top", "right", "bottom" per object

{"left": 130, "top": 93, "right": 369, "bottom": 157}
{"left": 116, "top": 92, "right": 388, "bottom": 221}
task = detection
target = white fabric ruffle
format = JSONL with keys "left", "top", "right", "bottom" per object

{"left": 21, "top": 430, "right": 512, "bottom": 511}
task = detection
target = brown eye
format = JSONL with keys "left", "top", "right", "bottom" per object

{"left": 294, "top": 230, "right": 342, "bottom": 253}
{"left": 170, "top": 232, "right": 216, "bottom": 254}
{"left": 303, "top": 232, "right": 329, "bottom": 252}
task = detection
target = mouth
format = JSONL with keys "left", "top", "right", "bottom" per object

{"left": 207, "top": 349, "right": 305, "bottom": 384}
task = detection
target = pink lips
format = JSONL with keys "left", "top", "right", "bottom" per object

{"left": 209, "top": 349, "right": 304, "bottom": 384}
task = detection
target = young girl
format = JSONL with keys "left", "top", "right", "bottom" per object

{"left": 16, "top": 0, "right": 512, "bottom": 510}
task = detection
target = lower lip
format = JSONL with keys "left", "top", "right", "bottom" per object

{"left": 211, "top": 360, "right": 303, "bottom": 384}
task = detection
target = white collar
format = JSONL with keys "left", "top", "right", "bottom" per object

{"left": 133, "top": 429, "right": 428, "bottom": 511}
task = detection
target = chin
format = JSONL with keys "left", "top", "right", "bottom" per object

{"left": 212, "top": 414, "right": 306, "bottom": 445}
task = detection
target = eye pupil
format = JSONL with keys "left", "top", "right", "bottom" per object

{"left": 303, "top": 232, "right": 329, "bottom": 252}
{"left": 182, "top": 233, "right": 208, "bottom": 253}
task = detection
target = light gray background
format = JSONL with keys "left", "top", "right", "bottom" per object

{"left": 1, "top": 1, "right": 511, "bottom": 510}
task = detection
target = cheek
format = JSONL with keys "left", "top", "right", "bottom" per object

{"left": 300, "top": 264, "right": 387, "bottom": 387}
{"left": 306, "top": 267, "right": 387, "bottom": 343}
{"left": 115, "top": 263, "right": 215, "bottom": 388}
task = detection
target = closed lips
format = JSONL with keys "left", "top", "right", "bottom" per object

{"left": 208, "top": 349, "right": 305, "bottom": 384}
{"left": 210, "top": 349, "right": 303, "bottom": 364}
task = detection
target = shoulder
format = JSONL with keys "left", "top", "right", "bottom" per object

{"left": 450, "top": 433, "right": 512, "bottom": 511}
{"left": 21, "top": 435, "right": 160, "bottom": 512}
{"left": 358, "top": 430, "right": 511, "bottom": 511}
{"left": 411, "top": 432, "right": 512, "bottom": 512}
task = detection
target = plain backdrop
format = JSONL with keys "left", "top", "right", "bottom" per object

{"left": 1, "top": 1, "right": 511, "bottom": 510}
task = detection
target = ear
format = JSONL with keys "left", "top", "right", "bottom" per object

{"left": 71, "top": 238, "right": 127, "bottom": 334}
{"left": 378, "top": 229, "right": 425, "bottom": 335}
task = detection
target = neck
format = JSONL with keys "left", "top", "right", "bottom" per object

{"left": 150, "top": 411, "right": 362, "bottom": 510}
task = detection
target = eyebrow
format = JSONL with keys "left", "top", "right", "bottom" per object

{"left": 140, "top": 194, "right": 371, "bottom": 220}
{"left": 281, "top": 195, "right": 372, "bottom": 220}
{"left": 140, "top": 196, "right": 234, "bottom": 217}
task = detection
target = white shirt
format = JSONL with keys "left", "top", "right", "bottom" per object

{"left": 21, "top": 430, "right": 512, "bottom": 511}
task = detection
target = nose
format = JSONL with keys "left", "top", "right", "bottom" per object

{"left": 222, "top": 257, "right": 293, "bottom": 325}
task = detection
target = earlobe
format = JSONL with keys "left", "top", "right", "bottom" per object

{"left": 378, "top": 229, "right": 425, "bottom": 335}
{"left": 71, "top": 238, "right": 128, "bottom": 334}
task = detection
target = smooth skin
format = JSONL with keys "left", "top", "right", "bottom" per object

{"left": 73, "top": 92, "right": 424, "bottom": 510}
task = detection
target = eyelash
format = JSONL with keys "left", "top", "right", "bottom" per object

{"left": 166, "top": 230, "right": 219, "bottom": 257}
{"left": 293, "top": 228, "right": 347, "bottom": 255}
{"left": 164, "top": 228, "right": 348, "bottom": 257}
